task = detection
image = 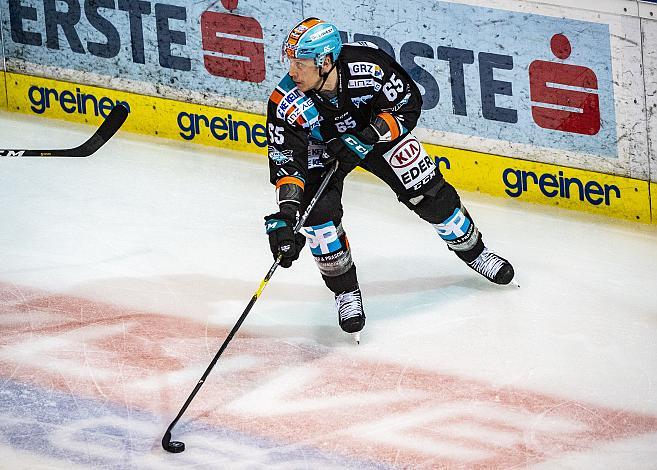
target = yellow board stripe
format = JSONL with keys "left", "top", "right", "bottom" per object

{"left": 3, "top": 72, "right": 654, "bottom": 224}
{"left": 5, "top": 72, "right": 268, "bottom": 156}
{"left": 426, "top": 144, "right": 651, "bottom": 223}
{"left": 0, "top": 71, "right": 7, "bottom": 109}
{"left": 651, "top": 182, "right": 657, "bottom": 224}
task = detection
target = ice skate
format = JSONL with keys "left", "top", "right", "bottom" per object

{"left": 467, "top": 248, "right": 515, "bottom": 285}
{"left": 335, "top": 288, "right": 365, "bottom": 337}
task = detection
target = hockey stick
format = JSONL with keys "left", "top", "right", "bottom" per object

{"left": 0, "top": 104, "right": 129, "bottom": 158}
{"left": 162, "top": 160, "right": 339, "bottom": 454}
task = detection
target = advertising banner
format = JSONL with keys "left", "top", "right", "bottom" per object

{"left": 426, "top": 143, "right": 651, "bottom": 223}
{"left": 6, "top": 72, "right": 269, "bottom": 154}
{"left": 309, "top": 1, "right": 618, "bottom": 159}
{"left": 0, "top": 0, "right": 299, "bottom": 111}
{"left": 1, "top": 1, "right": 632, "bottom": 161}
{"left": 1, "top": 0, "right": 655, "bottom": 222}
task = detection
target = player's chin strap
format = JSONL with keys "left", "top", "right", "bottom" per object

{"left": 316, "top": 59, "right": 337, "bottom": 93}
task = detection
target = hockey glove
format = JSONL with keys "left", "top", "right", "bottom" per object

{"left": 326, "top": 134, "right": 373, "bottom": 179}
{"left": 355, "top": 124, "right": 380, "bottom": 145}
{"left": 264, "top": 212, "right": 306, "bottom": 268}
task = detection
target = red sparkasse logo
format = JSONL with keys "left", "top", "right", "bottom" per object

{"left": 389, "top": 138, "right": 421, "bottom": 168}
{"left": 529, "top": 34, "right": 600, "bottom": 136}
{"left": 201, "top": 0, "right": 265, "bottom": 83}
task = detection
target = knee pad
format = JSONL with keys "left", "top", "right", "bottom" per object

{"left": 431, "top": 205, "right": 481, "bottom": 253}
{"left": 301, "top": 221, "right": 354, "bottom": 278}
{"left": 403, "top": 179, "right": 456, "bottom": 223}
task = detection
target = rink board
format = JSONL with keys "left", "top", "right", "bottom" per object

{"left": 428, "top": 144, "right": 652, "bottom": 224}
{"left": 3, "top": 72, "right": 652, "bottom": 224}
{"left": 0, "top": 71, "right": 6, "bottom": 109}
{"left": 0, "top": 0, "right": 651, "bottom": 182}
{"left": 4, "top": 72, "right": 267, "bottom": 155}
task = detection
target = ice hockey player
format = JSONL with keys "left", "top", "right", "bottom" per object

{"left": 264, "top": 18, "right": 515, "bottom": 339}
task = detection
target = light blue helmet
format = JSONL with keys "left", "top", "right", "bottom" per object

{"left": 282, "top": 18, "right": 342, "bottom": 67}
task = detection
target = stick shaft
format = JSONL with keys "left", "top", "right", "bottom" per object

{"left": 162, "top": 161, "right": 338, "bottom": 448}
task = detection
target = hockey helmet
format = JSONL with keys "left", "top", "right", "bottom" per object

{"left": 282, "top": 18, "right": 342, "bottom": 67}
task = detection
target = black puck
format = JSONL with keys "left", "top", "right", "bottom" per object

{"left": 167, "top": 441, "right": 185, "bottom": 453}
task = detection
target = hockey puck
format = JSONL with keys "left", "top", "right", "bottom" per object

{"left": 166, "top": 441, "right": 185, "bottom": 453}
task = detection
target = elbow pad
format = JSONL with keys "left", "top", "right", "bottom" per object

{"left": 358, "top": 113, "right": 406, "bottom": 144}
{"left": 276, "top": 176, "right": 304, "bottom": 206}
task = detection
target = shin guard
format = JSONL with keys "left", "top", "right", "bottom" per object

{"left": 302, "top": 221, "right": 358, "bottom": 294}
{"left": 431, "top": 205, "right": 484, "bottom": 262}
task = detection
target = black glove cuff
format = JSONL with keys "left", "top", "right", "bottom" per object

{"left": 265, "top": 210, "right": 294, "bottom": 223}
{"left": 357, "top": 124, "right": 379, "bottom": 145}
{"left": 278, "top": 203, "right": 298, "bottom": 220}
{"left": 326, "top": 138, "right": 361, "bottom": 166}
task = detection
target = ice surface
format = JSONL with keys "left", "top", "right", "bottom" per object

{"left": 1, "top": 112, "right": 656, "bottom": 469}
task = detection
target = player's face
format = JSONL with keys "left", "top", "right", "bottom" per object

{"left": 288, "top": 58, "right": 322, "bottom": 92}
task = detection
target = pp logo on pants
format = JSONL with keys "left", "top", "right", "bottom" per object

{"left": 433, "top": 208, "right": 471, "bottom": 241}
{"left": 302, "top": 222, "right": 341, "bottom": 255}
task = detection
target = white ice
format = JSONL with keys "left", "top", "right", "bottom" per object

{"left": 1, "top": 112, "right": 656, "bottom": 469}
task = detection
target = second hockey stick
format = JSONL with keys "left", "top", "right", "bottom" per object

{"left": 161, "top": 160, "right": 339, "bottom": 454}
{"left": 0, "top": 104, "right": 129, "bottom": 158}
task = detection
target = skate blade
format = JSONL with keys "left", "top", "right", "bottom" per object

{"left": 511, "top": 279, "right": 520, "bottom": 288}
{"left": 352, "top": 332, "right": 361, "bottom": 344}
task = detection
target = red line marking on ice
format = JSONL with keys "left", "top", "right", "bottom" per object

{"left": 1, "top": 282, "right": 657, "bottom": 468}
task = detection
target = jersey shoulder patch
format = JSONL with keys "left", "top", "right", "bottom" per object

{"left": 346, "top": 60, "right": 385, "bottom": 80}
{"left": 269, "top": 75, "right": 320, "bottom": 128}
{"left": 344, "top": 41, "right": 379, "bottom": 49}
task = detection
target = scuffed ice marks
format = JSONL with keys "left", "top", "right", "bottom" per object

{"left": 0, "top": 380, "right": 385, "bottom": 469}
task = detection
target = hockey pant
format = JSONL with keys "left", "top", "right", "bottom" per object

{"left": 298, "top": 133, "right": 485, "bottom": 294}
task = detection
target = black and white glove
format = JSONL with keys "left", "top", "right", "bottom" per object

{"left": 264, "top": 211, "right": 306, "bottom": 268}
{"left": 325, "top": 134, "right": 374, "bottom": 179}
{"left": 325, "top": 139, "right": 360, "bottom": 171}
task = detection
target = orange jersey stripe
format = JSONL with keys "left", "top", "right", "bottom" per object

{"left": 378, "top": 112, "right": 401, "bottom": 141}
{"left": 270, "top": 89, "right": 284, "bottom": 105}
{"left": 276, "top": 176, "right": 305, "bottom": 190}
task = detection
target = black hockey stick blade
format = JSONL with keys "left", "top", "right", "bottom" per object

{"left": 0, "top": 104, "right": 129, "bottom": 158}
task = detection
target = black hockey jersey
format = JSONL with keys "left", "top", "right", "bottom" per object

{"left": 266, "top": 42, "right": 423, "bottom": 193}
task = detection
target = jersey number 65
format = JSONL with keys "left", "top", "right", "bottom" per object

{"left": 268, "top": 123, "right": 284, "bottom": 144}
